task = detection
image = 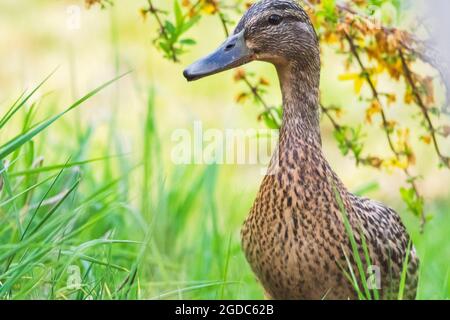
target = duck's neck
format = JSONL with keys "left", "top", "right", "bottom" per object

{"left": 277, "top": 61, "right": 321, "bottom": 147}
{"left": 274, "top": 61, "right": 349, "bottom": 200}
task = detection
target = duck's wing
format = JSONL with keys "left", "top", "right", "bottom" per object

{"left": 348, "top": 194, "right": 420, "bottom": 299}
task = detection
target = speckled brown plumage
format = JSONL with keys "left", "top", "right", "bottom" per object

{"left": 241, "top": 134, "right": 419, "bottom": 299}
{"left": 185, "top": 0, "right": 419, "bottom": 300}
{"left": 239, "top": 0, "right": 419, "bottom": 300}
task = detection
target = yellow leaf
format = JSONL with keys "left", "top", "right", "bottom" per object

{"left": 375, "top": 64, "right": 385, "bottom": 74}
{"left": 259, "top": 77, "right": 270, "bottom": 86}
{"left": 407, "top": 152, "right": 416, "bottom": 166}
{"left": 139, "top": 8, "right": 148, "bottom": 20}
{"left": 423, "top": 76, "right": 435, "bottom": 106}
{"left": 420, "top": 135, "right": 432, "bottom": 145}
{"left": 324, "top": 32, "right": 339, "bottom": 44}
{"left": 404, "top": 91, "right": 413, "bottom": 105}
{"left": 365, "top": 100, "right": 382, "bottom": 124}
{"left": 233, "top": 68, "right": 246, "bottom": 82}
{"left": 202, "top": 3, "right": 218, "bottom": 15}
{"left": 354, "top": 77, "right": 364, "bottom": 94}
{"left": 338, "top": 73, "right": 359, "bottom": 81}
{"left": 235, "top": 92, "right": 248, "bottom": 104}
{"left": 388, "top": 158, "right": 408, "bottom": 169}
{"left": 386, "top": 94, "right": 396, "bottom": 105}
{"left": 371, "top": 77, "right": 378, "bottom": 88}
{"left": 368, "top": 157, "right": 383, "bottom": 168}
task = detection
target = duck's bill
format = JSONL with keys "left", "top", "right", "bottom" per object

{"left": 183, "top": 30, "right": 254, "bottom": 82}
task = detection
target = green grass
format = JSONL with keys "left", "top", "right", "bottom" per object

{"left": 0, "top": 71, "right": 449, "bottom": 300}
{"left": 0, "top": 74, "right": 260, "bottom": 299}
{"left": 333, "top": 184, "right": 416, "bottom": 300}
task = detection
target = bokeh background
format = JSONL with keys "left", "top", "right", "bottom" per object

{"left": 0, "top": 0, "right": 448, "bottom": 299}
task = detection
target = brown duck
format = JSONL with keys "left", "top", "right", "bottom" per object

{"left": 184, "top": 0, "right": 419, "bottom": 300}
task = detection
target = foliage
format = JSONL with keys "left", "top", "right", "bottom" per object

{"left": 0, "top": 77, "right": 252, "bottom": 299}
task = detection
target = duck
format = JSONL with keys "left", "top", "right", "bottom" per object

{"left": 183, "top": 0, "right": 419, "bottom": 300}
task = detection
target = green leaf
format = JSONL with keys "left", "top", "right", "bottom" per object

{"left": 259, "top": 111, "right": 279, "bottom": 130}
{"left": 173, "top": 0, "right": 184, "bottom": 28}
{"left": 322, "top": 0, "right": 337, "bottom": 21}
{"left": 180, "top": 15, "right": 201, "bottom": 34}
{"left": 164, "top": 21, "right": 176, "bottom": 37}
{"left": 180, "top": 38, "right": 196, "bottom": 46}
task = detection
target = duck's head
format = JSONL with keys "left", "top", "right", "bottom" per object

{"left": 183, "top": 0, "right": 319, "bottom": 82}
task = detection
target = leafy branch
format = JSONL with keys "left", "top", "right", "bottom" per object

{"left": 399, "top": 49, "right": 450, "bottom": 169}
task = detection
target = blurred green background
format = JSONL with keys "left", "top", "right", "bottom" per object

{"left": 0, "top": 0, "right": 448, "bottom": 299}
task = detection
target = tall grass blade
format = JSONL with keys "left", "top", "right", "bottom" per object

{"left": 0, "top": 67, "right": 58, "bottom": 129}
{"left": 0, "top": 72, "right": 130, "bottom": 160}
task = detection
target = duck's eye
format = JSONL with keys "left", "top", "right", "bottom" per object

{"left": 268, "top": 14, "right": 283, "bottom": 26}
